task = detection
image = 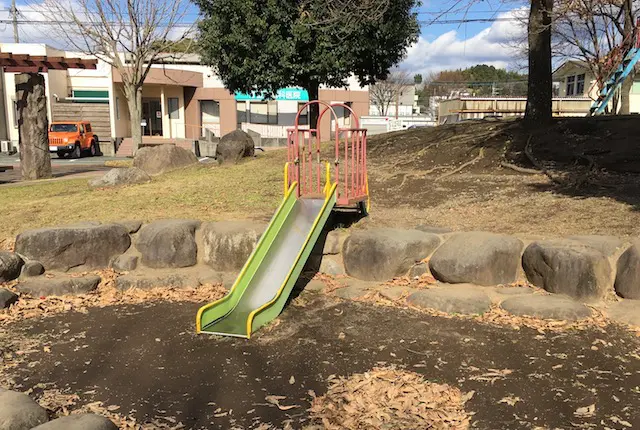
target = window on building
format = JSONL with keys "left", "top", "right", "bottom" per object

{"left": 576, "top": 74, "right": 586, "bottom": 95}
{"left": 344, "top": 102, "right": 352, "bottom": 126}
{"left": 115, "top": 97, "right": 120, "bottom": 120}
{"left": 237, "top": 102, "right": 247, "bottom": 124}
{"left": 168, "top": 97, "right": 180, "bottom": 119}
{"left": 566, "top": 75, "right": 576, "bottom": 96}
{"left": 250, "top": 101, "right": 278, "bottom": 124}
{"left": 297, "top": 102, "right": 309, "bottom": 125}
{"left": 12, "top": 100, "right": 18, "bottom": 128}
{"left": 71, "top": 89, "right": 109, "bottom": 103}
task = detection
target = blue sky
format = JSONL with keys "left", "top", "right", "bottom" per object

{"left": 1, "top": 0, "right": 528, "bottom": 76}
{"left": 401, "top": 0, "right": 528, "bottom": 75}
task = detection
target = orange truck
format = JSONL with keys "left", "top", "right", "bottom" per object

{"left": 48, "top": 121, "right": 99, "bottom": 158}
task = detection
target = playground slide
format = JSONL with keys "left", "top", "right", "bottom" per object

{"left": 196, "top": 182, "right": 337, "bottom": 338}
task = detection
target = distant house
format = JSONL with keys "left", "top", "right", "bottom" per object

{"left": 552, "top": 59, "right": 640, "bottom": 113}
{"left": 369, "top": 84, "right": 419, "bottom": 116}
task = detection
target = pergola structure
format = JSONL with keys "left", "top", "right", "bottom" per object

{"left": 0, "top": 53, "right": 98, "bottom": 180}
{"left": 0, "top": 53, "right": 97, "bottom": 73}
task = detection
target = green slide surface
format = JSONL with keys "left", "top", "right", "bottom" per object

{"left": 196, "top": 182, "right": 337, "bottom": 338}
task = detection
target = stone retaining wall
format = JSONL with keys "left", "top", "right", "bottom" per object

{"left": 1, "top": 221, "right": 639, "bottom": 306}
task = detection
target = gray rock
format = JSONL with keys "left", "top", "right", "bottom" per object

{"left": 216, "top": 129, "right": 255, "bottom": 164}
{"left": 429, "top": 232, "right": 523, "bottom": 286}
{"left": 0, "top": 288, "right": 18, "bottom": 308}
{"left": 136, "top": 220, "right": 200, "bottom": 268}
{"left": 88, "top": 167, "right": 151, "bottom": 188}
{"left": 0, "top": 251, "right": 23, "bottom": 282}
{"left": 133, "top": 144, "right": 198, "bottom": 175}
{"left": 343, "top": 228, "right": 441, "bottom": 281}
{"left": 323, "top": 230, "right": 349, "bottom": 255}
{"left": 0, "top": 388, "right": 49, "bottom": 429}
{"left": 614, "top": 240, "right": 640, "bottom": 299}
{"left": 522, "top": 240, "right": 612, "bottom": 301}
{"left": 304, "top": 279, "right": 326, "bottom": 292}
{"left": 115, "top": 273, "right": 196, "bottom": 290}
{"left": 201, "top": 221, "right": 265, "bottom": 272}
{"left": 501, "top": 295, "right": 592, "bottom": 320}
{"left": 567, "top": 235, "right": 624, "bottom": 257}
{"left": 15, "top": 224, "right": 131, "bottom": 271}
{"left": 334, "top": 281, "right": 374, "bottom": 299}
{"left": 15, "top": 275, "right": 101, "bottom": 296}
{"left": 319, "top": 256, "right": 345, "bottom": 276}
{"left": 220, "top": 272, "right": 238, "bottom": 290}
{"left": 493, "top": 286, "right": 534, "bottom": 296}
{"left": 376, "top": 285, "right": 418, "bottom": 301}
{"left": 32, "top": 414, "right": 117, "bottom": 430}
{"left": 20, "top": 261, "right": 44, "bottom": 277}
{"left": 607, "top": 300, "right": 640, "bottom": 327}
{"left": 407, "top": 286, "right": 492, "bottom": 315}
{"left": 409, "top": 262, "right": 429, "bottom": 278}
{"left": 110, "top": 255, "right": 138, "bottom": 272}
{"left": 117, "top": 220, "right": 143, "bottom": 234}
{"left": 415, "top": 225, "right": 453, "bottom": 234}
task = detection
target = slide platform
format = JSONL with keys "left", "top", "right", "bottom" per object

{"left": 196, "top": 182, "right": 337, "bottom": 338}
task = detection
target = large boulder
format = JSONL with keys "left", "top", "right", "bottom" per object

{"left": 216, "top": 129, "right": 255, "bottom": 164}
{"left": 342, "top": 228, "right": 441, "bottom": 281}
{"left": 133, "top": 144, "right": 198, "bottom": 175}
{"left": 429, "top": 232, "right": 523, "bottom": 286}
{"left": 20, "top": 260, "right": 44, "bottom": 277}
{"left": 88, "top": 167, "right": 151, "bottom": 188}
{"left": 201, "top": 221, "right": 266, "bottom": 272}
{"left": 407, "top": 285, "right": 492, "bottom": 315}
{"left": 0, "top": 288, "right": 18, "bottom": 308}
{"left": 501, "top": 295, "right": 592, "bottom": 320}
{"left": 15, "top": 224, "right": 131, "bottom": 271}
{"left": 135, "top": 220, "right": 200, "bottom": 268}
{"left": 0, "top": 388, "right": 49, "bottom": 429}
{"left": 15, "top": 275, "right": 101, "bottom": 296}
{"left": 614, "top": 240, "right": 640, "bottom": 299}
{"left": 32, "top": 414, "right": 117, "bottom": 430}
{"left": 0, "top": 251, "right": 23, "bottom": 282}
{"left": 522, "top": 240, "right": 612, "bottom": 301}
{"left": 566, "top": 235, "right": 624, "bottom": 257}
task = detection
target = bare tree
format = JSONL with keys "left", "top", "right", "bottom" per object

{"left": 38, "top": 0, "right": 193, "bottom": 152}
{"left": 553, "top": 0, "right": 637, "bottom": 113}
{"left": 525, "top": 0, "right": 553, "bottom": 124}
{"left": 369, "top": 71, "right": 413, "bottom": 116}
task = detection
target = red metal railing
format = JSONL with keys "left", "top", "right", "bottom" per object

{"left": 286, "top": 101, "right": 368, "bottom": 207}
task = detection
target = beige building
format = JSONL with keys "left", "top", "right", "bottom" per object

{"left": 0, "top": 44, "right": 370, "bottom": 156}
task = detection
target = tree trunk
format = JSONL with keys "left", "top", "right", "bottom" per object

{"left": 524, "top": 0, "right": 553, "bottom": 124}
{"left": 125, "top": 84, "right": 143, "bottom": 154}
{"left": 308, "top": 80, "right": 320, "bottom": 131}
{"left": 16, "top": 73, "right": 51, "bottom": 180}
{"left": 619, "top": 0, "right": 634, "bottom": 115}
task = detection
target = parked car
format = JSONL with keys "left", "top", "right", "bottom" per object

{"left": 48, "top": 121, "right": 99, "bottom": 158}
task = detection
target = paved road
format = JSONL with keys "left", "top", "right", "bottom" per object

{"left": 0, "top": 153, "right": 117, "bottom": 184}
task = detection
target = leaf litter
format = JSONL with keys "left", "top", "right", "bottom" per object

{"left": 308, "top": 366, "right": 472, "bottom": 430}
{"left": 0, "top": 270, "right": 227, "bottom": 325}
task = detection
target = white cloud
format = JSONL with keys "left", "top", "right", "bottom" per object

{"left": 401, "top": 8, "right": 528, "bottom": 75}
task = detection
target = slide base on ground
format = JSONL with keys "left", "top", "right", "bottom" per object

{"left": 196, "top": 182, "right": 337, "bottom": 338}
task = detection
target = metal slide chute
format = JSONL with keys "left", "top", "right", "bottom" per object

{"left": 196, "top": 182, "right": 337, "bottom": 338}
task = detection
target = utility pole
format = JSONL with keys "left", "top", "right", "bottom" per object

{"left": 11, "top": 0, "right": 19, "bottom": 43}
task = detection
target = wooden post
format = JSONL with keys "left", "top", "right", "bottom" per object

{"left": 16, "top": 73, "right": 51, "bottom": 180}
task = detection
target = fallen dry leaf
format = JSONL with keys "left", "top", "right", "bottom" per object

{"left": 309, "top": 366, "right": 471, "bottom": 430}
{"left": 574, "top": 404, "right": 596, "bottom": 418}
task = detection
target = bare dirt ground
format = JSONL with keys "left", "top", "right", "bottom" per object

{"left": 2, "top": 295, "right": 639, "bottom": 429}
{"left": 362, "top": 116, "right": 640, "bottom": 237}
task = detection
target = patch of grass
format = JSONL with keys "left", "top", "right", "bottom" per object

{"left": 104, "top": 159, "right": 133, "bottom": 168}
{"left": 1, "top": 151, "right": 286, "bottom": 240}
